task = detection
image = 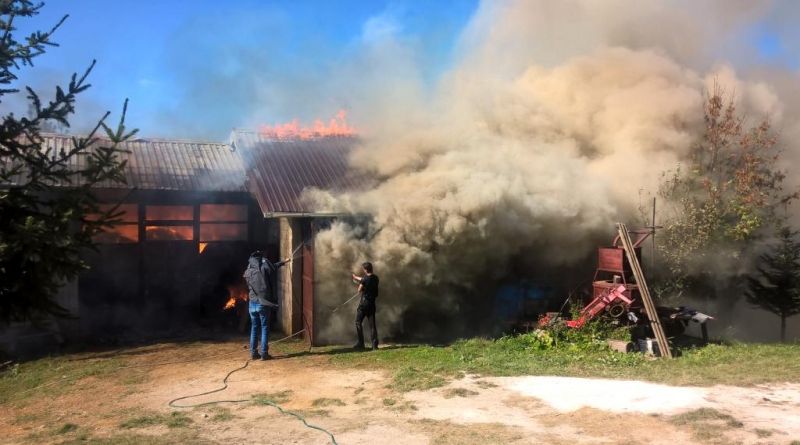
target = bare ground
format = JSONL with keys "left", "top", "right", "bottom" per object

{"left": 3, "top": 340, "right": 800, "bottom": 445}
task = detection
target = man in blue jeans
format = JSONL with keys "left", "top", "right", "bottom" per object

{"left": 244, "top": 251, "right": 291, "bottom": 360}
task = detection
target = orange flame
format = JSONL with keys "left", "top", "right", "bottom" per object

{"left": 199, "top": 242, "right": 208, "bottom": 254}
{"left": 260, "top": 109, "right": 356, "bottom": 139}
{"left": 223, "top": 297, "right": 237, "bottom": 310}
{"left": 223, "top": 285, "right": 248, "bottom": 310}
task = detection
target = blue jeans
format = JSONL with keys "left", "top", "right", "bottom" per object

{"left": 249, "top": 301, "right": 270, "bottom": 356}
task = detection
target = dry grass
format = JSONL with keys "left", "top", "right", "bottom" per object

{"left": 443, "top": 388, "right": 479, "bottom": 398}
{"left": 119, "top": 411, "right": 194, "bottom": 429}
{"left": 251, "top": 390, "right": 293, "bottom": 405}
{"left": 412, "top": 418, "right": 526, "bottom": 445}
{"left": 753, "top": 428, "right": 773, "bottom": 438}
{"left": 312, "top": 397, "right": 346, "bottom": 407}
{"left": 204, "top": 406, "right": 235, "bottom": 422}
{"left": 670, "top": 408, "right": 744, "bottom": 444}
{"left": 536, "top": 407, "right": 690, "bottom": 445}
{"left": 296, "top": 408, "right": 331, "bottom": 418}
{"left": 475, "top": 380, "right": 498, "bottom": 389}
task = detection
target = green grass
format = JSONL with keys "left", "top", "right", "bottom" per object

{"left": 206, "top": 406, "right": 235, "bottom": 422}
{"left": 0, "top": 355, "right": 127, "bottom": 405}
{"left": 312, "top": 397, "right": 346, "bottom": 407}
{"left": 251, "top": 390, "right": 293, "bottom": 405}
{"left": 164, "top": 411, "right": 193, "bottom": 428}
{"left": 119, "top": 411, "right": 193, "bottom": 429}
{"left": 120, "top": 373, "right": 149, "bottom": 385}
{"left": 475, "top": 380, "right": 498, "bottom": 389}
{"left": 58, "top": 432, "right": 203, "bottom": 445}
{"left": 390, "top": 365, "right": 449, "bottom": 392}
{"left": 327, "top": 337, "right": 800, "bottom": 391}
{"left": 119, "top": 414, "right": 163, "bottom": 429}
{"left": 382, "top": 398, "right": 396, "bottom": 406}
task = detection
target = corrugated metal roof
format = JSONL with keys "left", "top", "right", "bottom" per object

{"left": 5, "top": 134, "right": 247, "bottom": 192}
{"left": 231, "top": 130, "right": 366, "bottom": 214}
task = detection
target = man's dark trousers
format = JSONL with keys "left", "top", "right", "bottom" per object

{"left": 355, "top": 303, "right": 378, "bottom": 349}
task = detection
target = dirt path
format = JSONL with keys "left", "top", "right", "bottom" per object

{"left": 4, "top": 341, "right": 800, "bottom": 445}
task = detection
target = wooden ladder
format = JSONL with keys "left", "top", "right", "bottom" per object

{"left": 616, "top": 223, "right": 673, "bottom": 358}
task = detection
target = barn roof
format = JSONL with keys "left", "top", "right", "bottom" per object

{"left": 7, "top": 134, "right": 247, "bottom": 192}
{"left": 231, "top": 130, "right": 366, "bottom": 216}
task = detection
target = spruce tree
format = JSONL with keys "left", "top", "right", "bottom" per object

{"left": 746, "top": 226, "right": 800, "bottom": 342}
{"left": 0, "top": 1, "right": 137, "bottom": 324}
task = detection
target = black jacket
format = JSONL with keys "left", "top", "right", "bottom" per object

{"left": 244, "top": 256, "right": 286, "bottom": 307}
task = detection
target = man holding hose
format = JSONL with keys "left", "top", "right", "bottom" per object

{"left": 244, "top": 251, "right": 291, "bottom": 360}
{"left": 352, "top": 262, "right": 379, "bottom": 350}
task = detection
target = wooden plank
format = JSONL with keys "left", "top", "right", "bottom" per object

{"left": 302, "top": 220, "right": 315, "bottom": 346}
{"left": 617, "top": 223, "right": 673, "bottom": 358}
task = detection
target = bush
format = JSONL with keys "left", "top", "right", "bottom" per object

{"left": 500, "top": 319, "right": 632, "bottom": 353}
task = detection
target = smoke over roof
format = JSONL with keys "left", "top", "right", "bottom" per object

{"left": 293, "top": 0, "right": 800, "bottom": 342}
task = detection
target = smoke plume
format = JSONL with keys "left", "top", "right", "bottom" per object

{"left": 293, "top": 0, "right": 800, "bottom": 343}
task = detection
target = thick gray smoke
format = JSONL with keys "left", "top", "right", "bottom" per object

{"left": 295, "top": 0, "right": 800, "bottom": 343}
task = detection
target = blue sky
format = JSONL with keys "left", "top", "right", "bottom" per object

{"left": 9, "top": 1, "right": 794, "bottom": 140}
{"left": 13, "top": 0, "right": 478, "bottom": 139}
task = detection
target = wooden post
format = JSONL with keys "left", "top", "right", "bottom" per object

{"left": 617, "top": 223, "right": 673, "bottom": 358}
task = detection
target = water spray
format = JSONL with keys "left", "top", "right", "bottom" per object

{"left": 284, "top": 237, "right": 361, "bottom": 315}
{"left": 331, "top": 292, "right": 361, "bottom": 314}
{"left": 290, "top": 242, "right": 304, "bottom": 260}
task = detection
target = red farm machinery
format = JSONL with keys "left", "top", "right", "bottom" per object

{"left": 535, "top": 224, "right": 714, "bottom": 356}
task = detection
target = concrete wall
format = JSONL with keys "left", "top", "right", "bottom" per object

{"left": 277, "top": 217, "right": 303, "bottom": 335}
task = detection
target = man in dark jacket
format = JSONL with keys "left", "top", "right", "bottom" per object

{"left": 351, "top": 262, "right": 379, "bottom": 350}
{"left": 244, "top": 251, "right": 291, "bottom": 360}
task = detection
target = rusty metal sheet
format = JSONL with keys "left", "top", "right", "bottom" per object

{"left": 14, "top": 134, "right": 248, "bottom": 192}
{"left": 231, "top": 130, "right": 368, "bottom": 214}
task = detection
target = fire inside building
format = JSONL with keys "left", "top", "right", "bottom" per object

{"left": 0, "top": 131, "right": 364, "bottom": 353}
{"left": 2, "top": 131, "right": 712, "bottom": 355}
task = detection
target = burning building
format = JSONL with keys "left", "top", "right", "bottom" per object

{"left": 1, "top": 133, "right": 278, "bottom": 351}
{"left": 1, "top": 128, "right": 370, "bottom": 352}
{"left": 231, "top": 129, "right": 366, "bottom": 345}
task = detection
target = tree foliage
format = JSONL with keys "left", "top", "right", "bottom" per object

{"left": 0, "top": 0, "right": 137, "bottom": 324}
{"left": 655, "top": 83, "right": 798, "bottom": 293}
{"left": 746, "top": 226, "right": 800, "bottom": 342}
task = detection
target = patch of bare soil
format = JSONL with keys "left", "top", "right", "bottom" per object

{"left": 4, "top": 341, "right": 800, "bottom": 445}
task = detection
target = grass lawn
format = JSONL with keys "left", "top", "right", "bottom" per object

{"left": 319, "top": 337, "right": 800, "bottom": 391}
{"left": 2, "top": 335, "right": 800, "bottom": 444}
{"left": 3, "top": 335, "right": 800, "bottom": 406}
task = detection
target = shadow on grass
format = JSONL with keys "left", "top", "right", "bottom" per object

{"left": 275, "top": 343, "right": 426, "bottom": 360}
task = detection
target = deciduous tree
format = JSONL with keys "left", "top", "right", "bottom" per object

{"left": 653, "top": 83, "right": 798, "bottom": 307}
